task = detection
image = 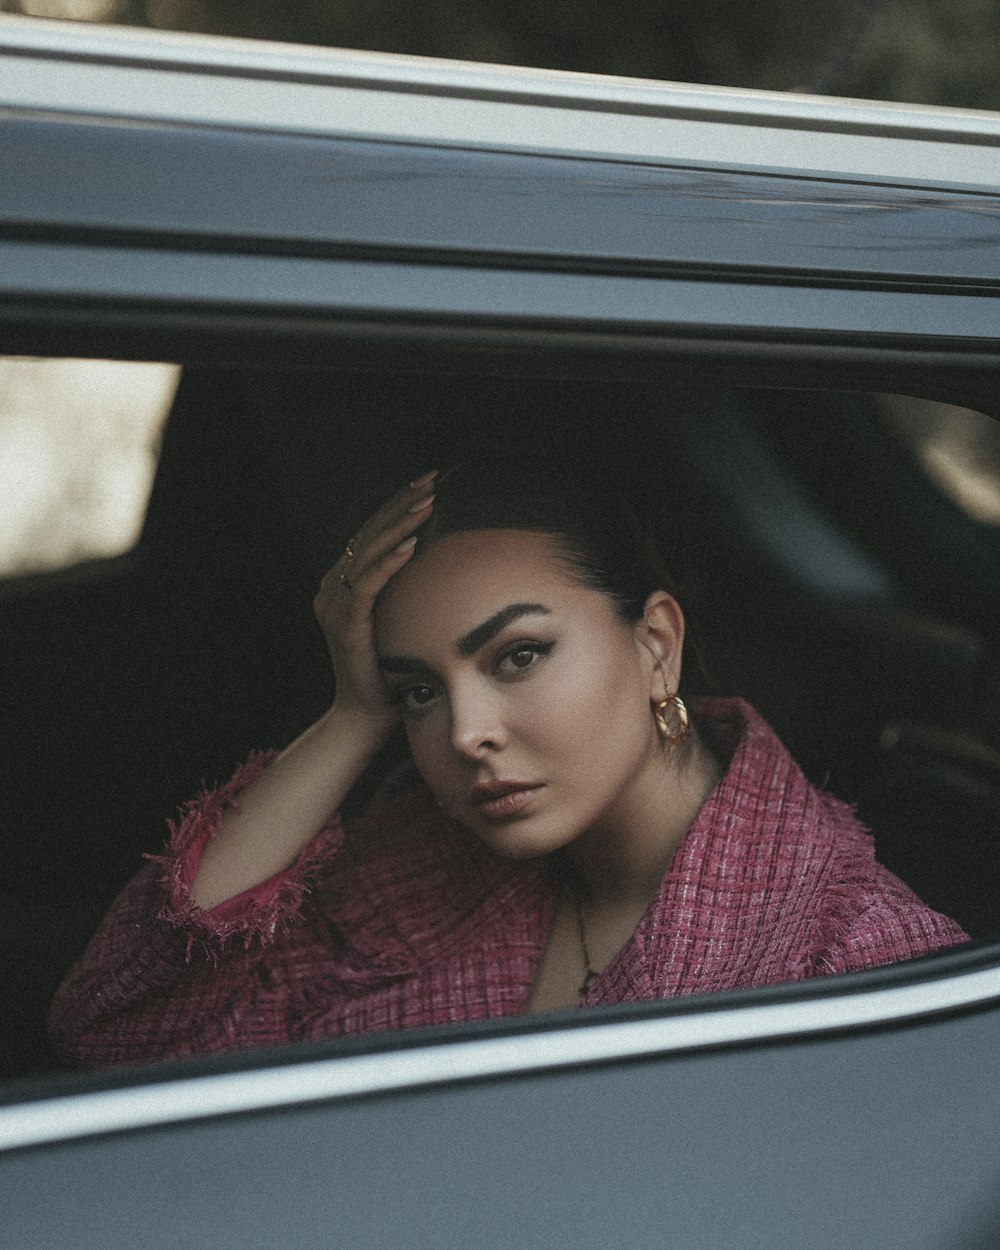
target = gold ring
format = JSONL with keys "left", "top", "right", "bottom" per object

{"left": 338, "top": 537, "right": 359, "bottom": 589}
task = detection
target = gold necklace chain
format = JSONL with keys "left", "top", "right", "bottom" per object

{"left": 573, "top": 888, "right": 600, "bottom": 998}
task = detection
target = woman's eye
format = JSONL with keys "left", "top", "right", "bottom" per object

{"left": 405, "top": 685, "right": 437, "bottom": 708}
{"left": 391, "top": 683, "right": 438, "bottom": 714}
{"left": 498, "top": 641, "right": 554, "bottom": 675}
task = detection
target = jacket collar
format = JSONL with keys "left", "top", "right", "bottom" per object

{"left": 587, "top": 697, "right": 854, "bottom": 1001}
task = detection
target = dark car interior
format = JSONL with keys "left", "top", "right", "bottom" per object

{"left": 2, "top": 350, "right": 999, "bottom": 1083}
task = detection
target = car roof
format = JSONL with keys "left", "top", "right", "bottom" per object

{"left": 2, "top": 14, "right": 1000, "bottom": 191}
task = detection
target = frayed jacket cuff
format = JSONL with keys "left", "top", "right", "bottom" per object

{"left": 149, "top": 750, "right": 344, "bottom": 955}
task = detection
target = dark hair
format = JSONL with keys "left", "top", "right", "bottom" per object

{"left": 414, "top": 457, "right": 706, "bottom": 688}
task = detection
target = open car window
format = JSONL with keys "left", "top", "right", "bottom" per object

{"left": 1, "top": 352, "right": 997, "bottom": 1081}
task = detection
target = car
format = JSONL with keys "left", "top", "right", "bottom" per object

{"left": 1, "top": 13, "right": 999, "bottom": 1248}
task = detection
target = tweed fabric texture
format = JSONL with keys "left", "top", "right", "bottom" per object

{"left": 50, "top": 699, "right": 967, "bottom": 1066}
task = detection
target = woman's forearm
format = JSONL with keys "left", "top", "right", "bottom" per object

{"left": 190, "top": 703, "right": 395, "bottom": 911}
{"left": 192, "top": 474, "right": 437, "bottom": 912}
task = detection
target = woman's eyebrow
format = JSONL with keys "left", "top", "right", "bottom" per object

{"left": 457, "top": 603, "right": 551, "bottom": 656}
{"left": 378, "top": 603, "right": 552, "bottom": 674}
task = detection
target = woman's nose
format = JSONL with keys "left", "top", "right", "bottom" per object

{"left": 448, "top": 686, "right": 504, "bottom": 758}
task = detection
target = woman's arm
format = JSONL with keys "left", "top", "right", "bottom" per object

{"left": 189, "top": 470, "right": 436, "bottom": 911}
{"left": 190, "top": 470, "right": 435, "bottom": 910}
{"left": 189, "top": 703, "right": 390, "bottom": 910}
{"left": 51, "top": 474, "right": 438, "bottom": 1064}
{"left": 50, "top": 750, "right": 347, "bottom": 1066}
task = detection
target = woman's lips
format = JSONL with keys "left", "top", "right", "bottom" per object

{"left": 470, "top": 783, "right": 543, "bottom": 821}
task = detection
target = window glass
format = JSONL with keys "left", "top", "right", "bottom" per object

{"left": 0, "top": 356, "right": 179, "bottom": 578}
{"left": 881, "top": 395, "right": 1000, "bottom": 527}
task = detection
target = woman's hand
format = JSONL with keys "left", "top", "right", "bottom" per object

{"left": 313, "top": 470, "right": 437, "bottom": 721}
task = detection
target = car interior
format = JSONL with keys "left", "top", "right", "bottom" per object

{"left": 2, "top": 345, "right": 999, "bottom": 1084}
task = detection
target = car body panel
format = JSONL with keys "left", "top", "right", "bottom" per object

{"left": 5, "top": 241, "right": 1000, "bottom": 345}
{"left": 4, "top": 118, "right": 1000, "bottom": 289}
{"left": 4, "top": 968, "right": 1000, "bottom": 1250}
{"left": 3, "top": 15, "right": 1000, "bottom": 189}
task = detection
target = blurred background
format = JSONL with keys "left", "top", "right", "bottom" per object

{"left": 1, "top": 0, "right": 999, "bottom": 110}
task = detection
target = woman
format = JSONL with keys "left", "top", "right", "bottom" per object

{"left": 50, "top": 461, "right": 967, "bottom": 1065}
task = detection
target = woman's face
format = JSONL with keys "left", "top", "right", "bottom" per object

{"left": 374, "top": 529, "right": 678, "bottom": 859}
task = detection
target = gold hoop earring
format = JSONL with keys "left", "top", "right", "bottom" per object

{"left": 654, "top": 692, "right": 690, "bottom": 746}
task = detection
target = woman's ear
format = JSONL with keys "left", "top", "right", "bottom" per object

{"left": 634, "top": 591, "right": 685, "bottom": 701}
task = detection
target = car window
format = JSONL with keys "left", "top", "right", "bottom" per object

{"left": 0, "top": 356, "right": 178, "bottom": 579}
{"left": 1, "top": 358, "right": 995, "bottom": 1083}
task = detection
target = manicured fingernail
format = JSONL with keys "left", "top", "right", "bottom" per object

{"left": 394, "top": 536, "right": 418, "bottom": 553}
{"left": 408, "top": 493, "right": 435, "bottom": 513}
{"left": 409, "top": 470, "right": 438, "bottom": 489}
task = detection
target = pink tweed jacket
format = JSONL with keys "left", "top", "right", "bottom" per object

{"left": 49, "top": 699, "right": 967, "bottom": 1067}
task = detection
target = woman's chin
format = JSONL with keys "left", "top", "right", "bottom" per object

{"left": 467, "top": 816, "right": 576, "bottom": 861}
